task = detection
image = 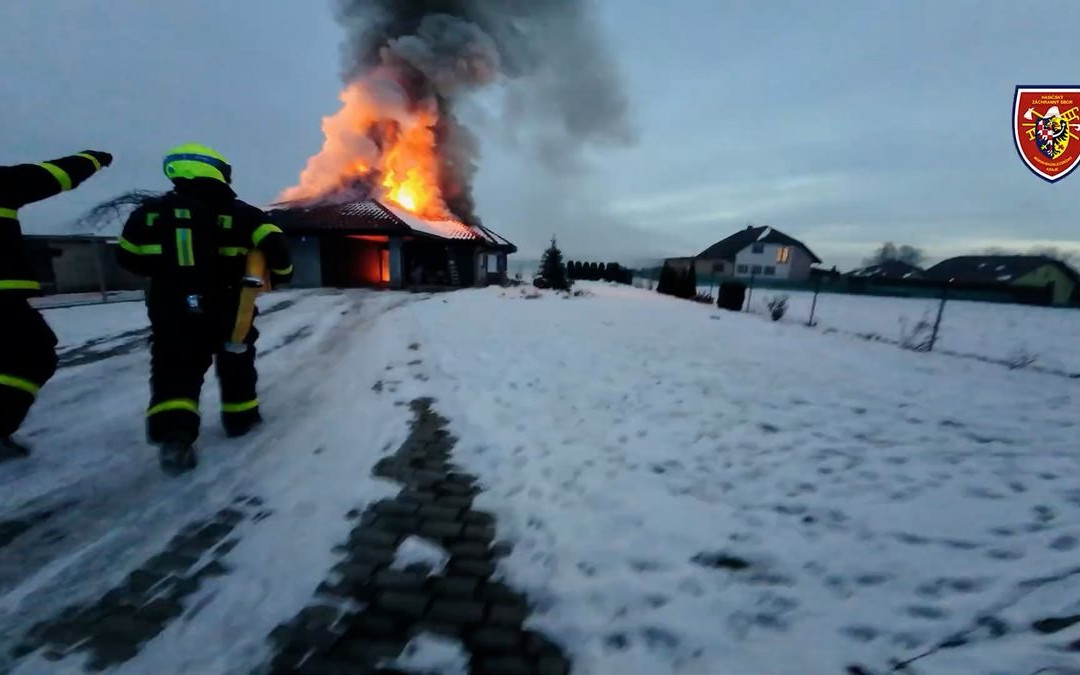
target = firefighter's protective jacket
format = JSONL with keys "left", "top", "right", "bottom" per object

{"left": 0, "top": 151, "right": 112, "bottom": 298}
{"left": 116, "top": 180, "right": 293, "bottom": 316}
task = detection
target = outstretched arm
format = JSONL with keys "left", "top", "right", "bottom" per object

{"left": 0, "top": 150, "right": 112, "bottom": 208}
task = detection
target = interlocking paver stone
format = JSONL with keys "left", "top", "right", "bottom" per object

{"left": 263, "top": 398, "right": 570, "bottom": 674}
{"left": 428, "top": 599, "right": 485, "bottom": 625}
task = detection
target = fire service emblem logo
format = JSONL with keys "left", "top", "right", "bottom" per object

{"left": 1014, "top": 86, "right": 1080, "bottom": 183}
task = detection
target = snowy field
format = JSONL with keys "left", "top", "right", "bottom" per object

{"left": 688, "top": 284, "right": 1080, "bottom": 375}
{"left": 397, "top": 283, "right": 1080, "bottom": 674}
{"left": 1, "top": 283, "right": 1078, "bottom": 674}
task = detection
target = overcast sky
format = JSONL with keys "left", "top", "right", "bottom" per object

{"left": 2, "top": 0, "right": 1078, "bottom": 269}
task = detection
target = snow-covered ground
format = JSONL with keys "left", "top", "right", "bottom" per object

{"left": 2, "top": 283, "right": 1078, "bottom": 674}
{"left": 1, "top": 288, "right": 418, "bottom": 674}
{"left": 391, "top": 283, "right": 1080, "bottom": 674}
{"left": 689, "top": 284, "right": 1080, "bottom": 375}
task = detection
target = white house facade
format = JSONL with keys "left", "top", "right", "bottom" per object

{"left": 732, "top": 241, "right": 815, "bottom": 281}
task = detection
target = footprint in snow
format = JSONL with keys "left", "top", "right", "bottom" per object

{"left": 986, "top": 547, "right": 1025, "bottom": 561}
{"left": 854, "top": 573, "right": 891, "bottom": 587}
{"left": 841, "top": 625, "right": 879, "bottom": 643}
{"left": 906, "top": 605, "right": 950, "bottom": 621}
{"left": 1049, "top": 535, "right": 1078, "bottom": 551}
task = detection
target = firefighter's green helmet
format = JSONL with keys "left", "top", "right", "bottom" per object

{"left": 162, "top": 143, "right": 232, "bottom": 184}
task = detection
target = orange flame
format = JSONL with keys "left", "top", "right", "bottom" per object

{"left": 279, "top": 76, "right": 449, "bottom": 219}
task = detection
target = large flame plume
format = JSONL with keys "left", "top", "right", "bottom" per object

{"left": 278, "top": 68, "right": 449, "bottom": 219}
{"left": 279, "top": 1, "right": 634, "bottom": 226}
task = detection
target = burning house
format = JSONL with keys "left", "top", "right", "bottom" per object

{"left": 269, "top": 1, "right": 631, "bottom": 292}
{"left": 269, "top": 198, "right": 515, "bottom": 290}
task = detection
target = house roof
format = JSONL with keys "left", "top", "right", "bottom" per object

{"left": 270, "top": 199, "right": 516, "bottom": 252}
{"left": 847, "top": 260, "right": 925, "bottom": 279}
{"left": 697, "top": 226, "right": 822, "bottom": 263}
{"left": 924, "top": 255, "right": 1080, "bottom": 284}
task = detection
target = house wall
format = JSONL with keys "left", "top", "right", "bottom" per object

{"left": 286, "top": 236, "right": 323, "bottom": 288}
{"left": 482, "top": 251, "right": 509, "bottom": 285}
{"left": 694, "top": 258, "right": 733, "bottom": 278}
{"left": 389, "top": 237, "right": 403, "bottom": 289}
{"left": 49, "top": 242, "right": 101, "bottom": 293}
{"left": 1013, "top": 264, "right": 1077, "bottom": 306}
{"left": 450, "top": 246, "right": 476, "bottom": 287}
{"left": 27, "top": 239, "right": 145, "bottom": 294}
{"left": 732, "top": 243, "right": 814, "bottom": 281}
{"left": 787, "top": 248, "right": 815, "bottom": 281}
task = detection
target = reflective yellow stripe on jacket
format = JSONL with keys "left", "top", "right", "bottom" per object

{"left": 252, "top": 224, "right": 282, "bottom": 247}
{"left": 0, "top": 208, "right": 17, "bottom": 219}
{"left": 39, "top": 162, "right": 73, "bottom": 191}
{"left": 0, "top": 280, "right": 42, "bottom": 291}
{"left": 118, "top": 237, "right": 162, "bottom": 256}
{"left": 0, "top": 374, "right": 41, "bottom": 396}
{"left": 76, "top": 153, "right": 102, "bottom": 171}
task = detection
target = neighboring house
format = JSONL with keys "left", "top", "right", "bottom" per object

{"left": 692, "top": 226, "right": 822, "bottom": 281}
{"left": 847, "top": 260, "right": 925, "bottom": 280}
{"left": 22, "top": 235, "right": 146, "bottom": 295}
{"left": 271, "top": 199, "right": 516, "bottom": 290}
{"left": 924, "top": 255, "right": 1080, "bottom": 307}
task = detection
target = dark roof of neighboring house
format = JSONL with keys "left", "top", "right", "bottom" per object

{"left": 847, "top": 260, "right": 925, "bottom": 279}
{"left": 270, "top": 199, "right": 516, "bottom": 252}
{"left": 924, "top": 255, "right": 1080, "bottom": 284}
{"left": 697, "top": 226, "right": 822, "bottom": 263}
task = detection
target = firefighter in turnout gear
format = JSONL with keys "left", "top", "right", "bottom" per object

{"left": 0, "top": 150, "right": 113, "bottom": 461}
{"left": 116, "top": 143, "right": 293, "bottom": 474}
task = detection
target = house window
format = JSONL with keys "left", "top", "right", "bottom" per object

{"left": 751, "top": 243, "right": 765, "bottom": 254}
{"left": 776, "top": 246, "right": 791, "bottom": 263}
{"left": 764, "top": 266, "right": 776, "bottom": 276}
{"left": 751, "top": 265, "right": 763, "bottom": 274}
{"left": 737, "top": 264, "right": 748, "bottom": 274}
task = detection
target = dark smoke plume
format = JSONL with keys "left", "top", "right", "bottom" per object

{"left": 332, "top": 0, "right": 634, "bottom": 224}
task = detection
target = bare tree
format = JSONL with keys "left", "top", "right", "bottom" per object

{"left": 76, "top": 190, "right": 162, "bottom": 233}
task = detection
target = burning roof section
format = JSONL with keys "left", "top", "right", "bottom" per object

{"left": 270, "top": 198, "right": 516, "bottom": 252}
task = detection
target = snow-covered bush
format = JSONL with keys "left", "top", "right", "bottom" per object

{"left": 1005, "top": 346, "right": 1038, "bottom": 369}
{"left": 765, "top": 294, "right": 789, "bottom": 321}
{"left": 898, "top": 311, "right": 935, "bottom": 351}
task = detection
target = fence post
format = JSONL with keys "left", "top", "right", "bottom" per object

{"left": 745, "top": 272, "right": 756, "bottom": 312}
{"left": 93, "top": 239, "right": 108, "bottom": 302}
{"left": 808, "top": 277, "right": 820, "bottom": 327}
{"left": 928, "top": 283, "right": 948, "bottom": 352}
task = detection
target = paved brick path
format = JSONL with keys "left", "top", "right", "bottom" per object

{"left": 266, "top": 398, "right": 571, "bottom": 675}
{"left": 9, "top": 498, "right": 266, "bottom": 671}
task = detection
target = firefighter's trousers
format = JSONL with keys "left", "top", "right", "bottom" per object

{"left": 146, "top": 309, "right": 260, "bottom": 445}
{"left": 0, "top": 299, "right": 59, "bottom": 437}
